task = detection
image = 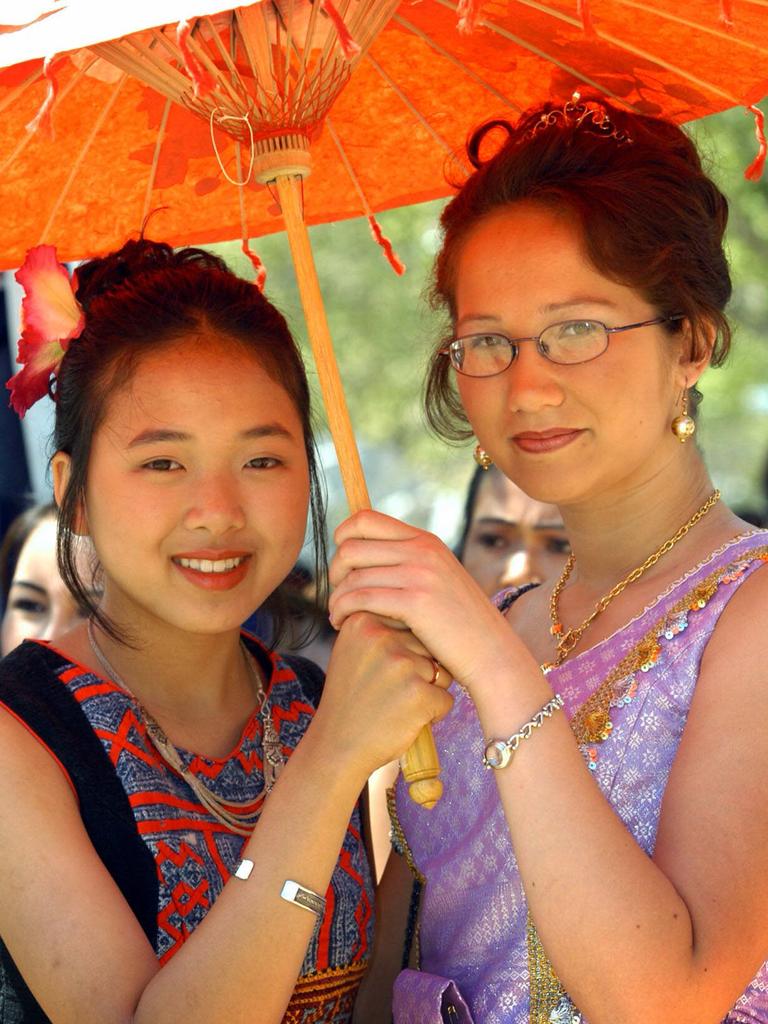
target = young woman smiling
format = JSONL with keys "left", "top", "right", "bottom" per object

{"left": 0, "top": 240, "right": 451, "bottom": 1024}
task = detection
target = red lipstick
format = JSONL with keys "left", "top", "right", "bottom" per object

{"left": 512, "top": 429, "right": 584, "bottom": 454}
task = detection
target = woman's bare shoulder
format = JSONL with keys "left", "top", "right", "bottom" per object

{"left": 0, "top": 703, "right": 157, "bottom": 1023}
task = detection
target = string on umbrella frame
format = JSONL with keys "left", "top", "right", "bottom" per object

{"left": 209, "top": 108, "right": 255, "bottom": 186}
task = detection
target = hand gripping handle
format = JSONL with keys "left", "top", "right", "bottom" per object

{"left": 276, "top": 174, "right": 442, "bottom": 807}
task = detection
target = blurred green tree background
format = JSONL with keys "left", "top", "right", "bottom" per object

{"left": 215, "top": 100, "right": 768, "bottom": 547}
{"left": 689, "top": 104, "right": 768, "bottom": 520}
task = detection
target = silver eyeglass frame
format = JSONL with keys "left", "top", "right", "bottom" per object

{"left": 440, "top": 315, "right": 684, "bottom": 378}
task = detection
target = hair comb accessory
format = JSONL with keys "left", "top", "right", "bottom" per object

{"left": 5, "top": 245, "right": 85, "bottom": 418}
{"left": 527, "top": 91, "right": 633, "bottom": 146}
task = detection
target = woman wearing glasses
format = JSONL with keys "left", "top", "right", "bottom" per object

{"left": 336, "top": 97, "right": 768, "bottom": 1024}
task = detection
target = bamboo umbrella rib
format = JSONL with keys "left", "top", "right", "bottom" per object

{"left": 0, "top": 122, "right": 35, "bottom": 179}
{"left": 203, "top": 42, "right": 253, "bottom": 116}
{"left": 509, "top": 0, "right": 766, "bottom": 51}
{"left": 434, "top": 0, "right": 644, "bottom": 113}
{"left": 297, "top": 0, "right": 323, "bottom": 79}
{"left": 182, "top": 26, "right": 247, "bottom": 110}
{"left": 589, "top": 30, "right": 742, "bottom": 106}
{"left": 463, "top": 0, "right": 744, "bottom": 108}
{"left": 509, "top": 0, "right": 581, "bottom": 29}
{"left": 316, "top": 0, "right": 396, "bottom": 69}
{"left": 325, "top": 115, "right": 385, "bottom": 218}
{"left": 108, "top": 33, "right": 189, "bottom": 95}
{"left": 226, "top": 16, "right": 249, "bottom": 110}
{"left": 617, "top": 0, "right": 768, "bottom": 53}
{"left": 325, "top": 115, "right": 370, "bottom": 206}
{"left": 147, "top": 27, "right": 213, "bottom": 95}
{"left": 272, "top": 7, "right": 287, "bottom": 95}
{"left": 326, "top": 115, "right": 411, "bottom": 285}
{"left": 364, "top": 53, "right": 458, "bottom": 157}
{"left": 340, "top": 0, "right": 393, "bottom": 53}
{"left": 347, "top": 0, "right": 400, "bottom": 52}
{"left": 38, "top": 73, "right": 129, "bottom": 244}
{"left": 235, "top": 4, "right": 276, "bottom": 99}
{"left": 201, "top": 17, "right": 250, "bottom": 99}
{"left": 392, "top": 13, "right": 523, "bottom": 112}
{"left": 277, "top": 0, "right": 295, "bottom": 103}
{"left": 0, "top": 57, "right": 92, "bottom": 177}
{"left": 318, "top": 0, "right": 347, "bottom": 66}
{"left": 141, "top": 95, "right": 172, "bottom": 225}
{"left": 235, "top": 11, "right": 279, "bottom": 110}
{"left": 430, "top": 0, "right": 634, "bottom": 114}
{"left": 95, "top": 38, "right": 188, "bottom": 103}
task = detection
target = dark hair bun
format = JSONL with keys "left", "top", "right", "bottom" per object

{"left": 74, "top": 238, "right": 226, "bottom": 308}
{"left": 466, "top": 119, "right": 515, "bottom": 170}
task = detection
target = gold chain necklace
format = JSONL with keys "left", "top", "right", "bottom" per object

{"left": 87, "top": 620, "right": 285, "bottom": 836}
{"left": 543, "top": 489, "right": 721, "bottom": 672}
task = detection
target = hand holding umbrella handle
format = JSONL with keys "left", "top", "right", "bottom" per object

{"left": 275, "top": 173, "right": 442, "bottom": 808}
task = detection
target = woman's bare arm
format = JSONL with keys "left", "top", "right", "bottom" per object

{"left": 0, "top": 614, "right": 451, "bottom": 1024}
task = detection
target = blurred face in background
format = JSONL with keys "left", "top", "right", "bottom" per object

{"left": 1, "top": 516, "right": 94, "bottom": 656}
{"left": 460, "top": 468, "right": 570, "bottom": 597}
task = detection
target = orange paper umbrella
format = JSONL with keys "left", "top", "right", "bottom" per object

{"left": 1, "top": 2, "right": 767, "bottom": 809}
{"left": 1, "top": 1, "right": 766, "bottom": 270}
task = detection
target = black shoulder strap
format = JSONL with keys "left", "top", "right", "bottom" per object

{"left": 0, "top": 642, "right": 159, "bottom": 1019}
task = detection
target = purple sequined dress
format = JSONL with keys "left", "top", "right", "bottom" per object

{"left": 391, "top": 532, "right": 768, "bottom": 1024}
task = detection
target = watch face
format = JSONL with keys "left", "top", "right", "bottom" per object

{"left": 484, "top": 740, "right": 510, "bottom": 770}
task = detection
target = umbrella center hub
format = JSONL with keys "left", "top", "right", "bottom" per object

{"left": 252, "top": 131, "right": 313, "bottom": 183}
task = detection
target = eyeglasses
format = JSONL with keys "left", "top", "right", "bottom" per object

{"left": 441, "top": 316, "right": 683, "bottom": 378}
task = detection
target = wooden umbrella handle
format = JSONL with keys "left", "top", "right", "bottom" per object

{"left": 275, "top": 173, "right": 442, "bottom": 809}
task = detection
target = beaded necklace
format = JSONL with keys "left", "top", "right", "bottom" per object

{"left": 87, "top": 620, "right": 285, "bottom": 836}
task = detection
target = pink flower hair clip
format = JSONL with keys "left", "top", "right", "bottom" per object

{"left": 6, "top": 245, "right": 85, "bottom": 418}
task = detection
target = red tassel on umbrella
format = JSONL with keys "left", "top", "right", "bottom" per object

{"left": 744, "top": 104, "right": 767, "bottom": 181}
{"left": 25, "top": 56, "right": 60, "bottom": 137}
{"left": 719, "top": 0, "right": 734, "bottom": 29}
{"left": 456, "top": 0, "right": 482, "bottom": 34}
{"left": 367, "top": 216, "right": 406, "bottom": 275}
{"left": 320, "top": 0, "right": 360, "bottom": 59}
{"left": 241, "top": 239, "right": 267, "bottom": 292}
{"left": 577, "top": 0, "right": 596, "bottom": 36}
{"left": 177, "top": 19, "right": 215, "bottom": 97}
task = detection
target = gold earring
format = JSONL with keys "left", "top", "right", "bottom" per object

{"left": 671, "top": 389, "right": 696, "bottom": 443}
{"left": 473, "top": 443, "right": 493, "bottom": 470}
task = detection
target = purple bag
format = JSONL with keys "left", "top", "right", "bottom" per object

{"left": 393, "top": 969, "right": 475, "bottom": 1024}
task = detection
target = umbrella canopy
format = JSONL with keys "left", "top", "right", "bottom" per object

{"left": 1, "top": 2, "right": 767, "bottom": 271}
